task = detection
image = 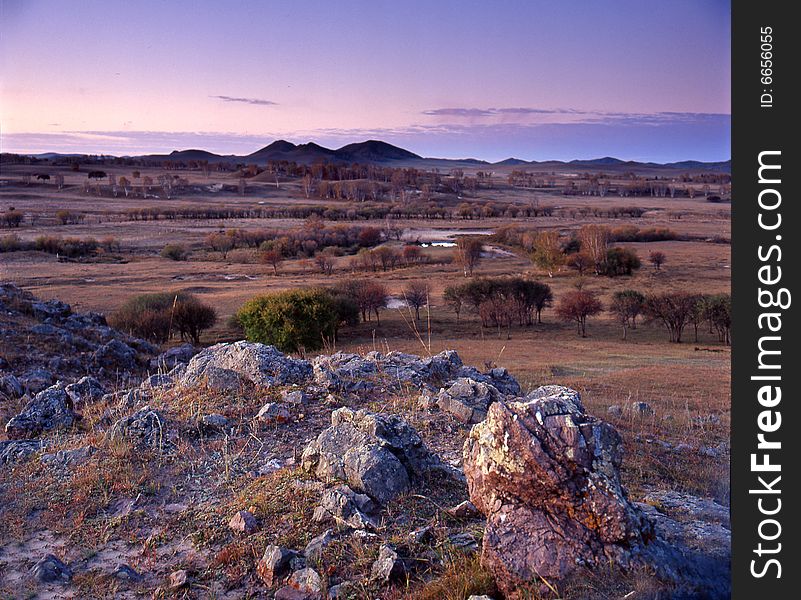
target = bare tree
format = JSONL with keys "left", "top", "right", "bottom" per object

{"left": 556, "top": 290, "right": 603, "bottom": 337}
{"left": 454, "top": 238, "right": 483, "bottom": 277}
{"left": 649, "top": 250, "right": 666, "bottom": 271}
{"left": 578, "top": 224, "right": 610, "bottom": 274}
{"left": 403, "top": 281, "right": 430, "bottom": 320}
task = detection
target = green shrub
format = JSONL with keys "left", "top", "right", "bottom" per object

{"left": 161, "top": 243, "right": 188, "bottom": 261}
{"left": 604, "top": 247, "right": 641, "bottom": 276}
{"left": 237, "top": 288, "right": 352, "bottom": 352}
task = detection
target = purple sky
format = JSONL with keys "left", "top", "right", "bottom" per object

{"left": 0, "top": 0, "right": 730, "bottom": 162}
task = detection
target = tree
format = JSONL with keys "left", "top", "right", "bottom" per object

{"left": 109, "top": 291, "right": 215, "bottom": 344}
{"left": 555, "top": 290, "right": 603, "bottom": 337}
{"left": 705, "top": 293, "right": 731, "bottom": 345}
{"left": 3, "top": 210, "right": 23, "bottom": 228}
{"left": 609, "top": 290, "right": 646, "bottom": 340}
{"left": 443, "top": 285, "right": 464, "bottom": 323}
{"left": 403, "top": 281, "right": 430, "bottom": 320}
{"left": 336, "top": 280, "right": 388, "bottom": 324}
{"left": 578, "top": 224, "right": 610, "bottom": 274}
{"left": 237, "top": 288, "right": 348, "bottom": 353}
{"left": 531, "top": 230, "right": 563, "bottom": 277}
{"left": 173, "top": 297, "right": 217, "bottom": 344}
{"left": 161, "top": 243, "right": 188, "bottom": 261}
{"left": 314, "top": 249, "right": 336, "bottom": 275}
{"left": 644, "top": 292, "right": 696, "bottom": 343}
{"left": 259, "top": 247, "right": 284, "bottom": 275}
{"left": 454, "top": 238, "right": 483, "bottom": 277}
{"left": 566, "top": 252, "right": 593, "bottom": 275}
{"left": 206, "top": 232, "right": 235, "bottom": 259}
{"left": 649, "top": 250, "right": 667, "bottom": 271}
{"left": 604, "top": 247, "right": 641, "bottom": 276}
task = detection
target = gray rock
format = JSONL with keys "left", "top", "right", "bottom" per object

{"left": 150, "top": 343, "right": 196, "bottom": 371}
{"left": 41, "top": 445, "right": 95, "bottom": 469}
{"left": 304, "top": 529, "right": 334, "bottom": 564}
{"left": 448, "top": 532, "right": 479, "bottom": 553}
{"left": 93, "top": 339, "right": 137, "bottom": 368}
{"left": 436, "top": 377, "right": 502, "bottom": 423}
{"left": 65, "top": 376, "right": 105, "bottom": 406}
{"left": 0, "top": 439, "right": 45, "bottom": 465}
{"left": 632, "top": 401, "right": 654, "bottom": 416}
{"left": 113, "top": 563, "right": 144, "bottom": 582}
{"left": 200, "top": 413, "right": 230, "bottom": 432}
{"left": 289, "top": 567, "right": 323, "bottom": 594}
{"left": 607, "top": 404, "right": 623, "bottom": 417}
{"left": 256, "top": 402, "right": 291, "bottom": 424}
{"left": 257, "top": 545, "right": 298, "bottom": 587}
{"left": 31, "top": 299, "right": 71, "bottom": 320}
{"left": 31, "top": 554, "right": 72, "bottom": 584}
{"left": 108, "top": 406, "right": 171, "bottom": 451}
{"left": 282, "top": 389, "right": 308, "bottom": 405}
{"left": 168, "top": 569, "right": 189, "bottom": 589}
{"left": 5, "top": 384, "right": 77, "bottom": 439}
{"left": 181, "top": 341, "right": 312, "bottom": 390}
{"left": 229, "top": 510, "right": 259, "bottom": 534}
{"left": 139, "top": 373, "right": 174, "bottom": 390}
{"left": 446, "top": 500, "right": 480, "bottom": 519}
{"left": 302, "top": 407, "right": 439, "bottom": 504}
{"left": 0, "top": 373, "right": 23, "bottom": 400}
{"left": 313, "top": 484, "right": 378, "bottom": 530}
{"left": 20, "top": 368, "right": 53, "bottom": 394}
{"left": 370, "top": 544, "right": 404, "bottom": 583}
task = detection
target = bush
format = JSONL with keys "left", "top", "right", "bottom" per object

{"left": 2, "top": 210, "right": 23, "bottom": 228}
{"left": 604, "top": 247, "right": 641, "bottom": 276}
{"left": 109, "top": 291, "right": 216, "bottom": 344}
{"left": 237, "top": 288, "right": 351, "bottom": 352}
{"left": 0, "top": 234, "right": 23, "bottom": 252}
{"left": 161, "top": 243, "right": 188, "bottom": 261}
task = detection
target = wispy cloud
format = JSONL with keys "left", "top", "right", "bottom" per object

{"left": 210, "top": 95, "right": 278, "bottom": 106}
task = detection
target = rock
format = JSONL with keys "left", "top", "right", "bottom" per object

{"left": 200, "top": 413, "right": 230, "bottom": 432}
{"left": 229, "top": 510, "right": 259, "bottom": 534}
{"left": 0, "top": 439, "right": 45, "bottom": 465}
{"left": 301, "top": 407, "right": 439, "bottom": 504}
{"left": 151, "top": 343, "right": 196, "bottom": 371}
{"left": 313, "top": 484, "right": 378, "bottom": 530}
{"left": 139, "top": 373, "right": 174, "bottom": 390}
{"left": 304, "top": 529, "right": 334, "bottom": 564}
{"left": 41, "top": 445, "right": 95, "bottom": 469}
{"left": 256, "top": 402, "right": 291, "bottom": 424}
{"left": 632, "top": 401, "right": 654, "bottom": 416}
{"left": 311, "top": 352, "right": 381, "bottom": 392}
{"left": 446, "top": 500, "right": 480, "bottom": 519}
{"left": 93, "top": 339, "right": 137, "bottom": 368}
{"left": 5, "top": 384, "right": 77, "bottom": 439}
{"left": 607, "top": 404, "right": 623, "bottom": 417}
{"left": 180, "top": 341, "right": 312, "bottom": 390}
{"left": 108, "top": 388, "right": 151, "bottom": 409}
{"left": 436, "top": 377, "right": 503, "bottom": 423}
{"left": 20, "top": 368, "right": 53, "bottom": 394}
{"left": 0, "top": 373, "right": 23, "bottom": 400}
{"left": 31, "top": 299, "right": 71, "bottom": 320}
{"left": 257, "top": 545, "right": 298, "bottom": 587}
{"left": 482, "top": 367, "right": 522, "bottom": 397}
{"left": 282, "top": 389, "right": 308, "bottom": 405}
{"left": 463, "top": 385, "right": 716, "bottom": 598}
{"left": 642, "top": 490, "right": 730, "bottom": 526}
{"left": 169, "top": 569, "right": 189, "bottom": 589}
{"left": 370, "top": 544, "right": 404, "bottom": 583}
{"left": 467, "top": 596, "right": 494, "bottom": 600}
{"left": 30, "top": 554, "right": 72, "bottom": 584}
{"left": 448, "top": 532, "right": 479, "bottom": 553}
{"left": 275, "top": 568, "right": 323, "bottom": 600}
{"left": 327, "top": 582, "right": 354, "bottom": 599}
{"left": 108, "top": 406, "right": 171, "bottom": 451}
{"left": 409, "top": 525, "right": 434, "bottom": 544}
{"left": 113, "top": 563, "right": 144, "bottom": 582}
{"left": 64, "top": 376, "right": 105, "bottom": 406}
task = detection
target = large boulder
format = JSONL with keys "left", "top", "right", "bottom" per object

{"left": 301, "top": 407, "right": 439, "bottom": 504}
{"left": 180, "top": 342, "right": 311, "bottom": 390}
{"left": 108, "top": 406, "right": 172, "bottom": 452}
{"left": 463, "top": 386, "right": 722, "bottom": 598}
{"left": 150, "top": 343, "right": 196, "bottom": 372}
{"left": 0, "top": 373, "right": 23, "bottom": 400}
{"left": 93, "top": 339, "right": 137, "bottom": 368}
{"left": 65, "top": 376, "right": 106, "bottom": 406}
{"left": 5, "top": 384, "right": 77, "bottom": 439}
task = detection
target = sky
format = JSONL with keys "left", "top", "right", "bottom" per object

{"left": 0, "top": 0, "right": 730, "bottom": 162}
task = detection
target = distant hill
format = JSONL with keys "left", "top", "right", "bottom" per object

{"left": 4, "top": 141, "right": 731, "bottom": 173}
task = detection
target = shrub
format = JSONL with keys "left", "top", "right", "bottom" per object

{"left": 604, "top": 247, "right": 641, "bottom": 276}
{"left": 237, "top": 288, "right": 350, "bottom": 352}
{"left": 161, "top": 243, "right": 188, "bottom": 261}
{"left": 0, "top": 234, "right": 23, "bottom": 252}
{"left": 3, "top": 210, "right": 24, "bottom": 228}
{"left": 649, "top": 250, "right": 666, "bottom": 271}
{"left": 109, "top": 291, "right": 216, "bottom": 344}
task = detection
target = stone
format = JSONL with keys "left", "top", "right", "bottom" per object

{"left": 180, "top": 341, "right": 312, "bottom": 390}
{"left": 632, "top": 401, "right": 654, "bottom": 416}
{"left": 0, "top": 439, "right": 45, "bottom": 466}
{"left": 113, "top": 563, "right": 144, "bottom": 582}
{"left": 41, "top": 445, "right": 95, "bottom": 469}
{"left": 200, "top": 413, "right": 230, "bottom": 432}
{"left": 229, "top": 510, "right": 259, "bottom": 534}
{"left": 64, "top": 376, "right": 105, "bottom": 406}
{"left": 436, "top": 377, "right": 502, "bottom": 423}
{"left": 304, "top": 529, "right": 334, "bottom": 564}
{"left": 151, "top": 343, "right": 196, "bottom": 371}
{"left": 607, "top": 404, "right": 623, "bottom": 417}
{"left": 139, "top": 373, "right": 174, "bottom": 390}
{"left": 370, "top": 544, "right": 404, "bottom": 583}
{"left": 93, "top": 339, "right": 137, "bottom": 368}
{"left": 313, "top": 484, "right": 378, "bottom": 530}
{"left": 282, "top": 389, "right": 308, "bottom": 405}
{"left": 256, "top": 402, "right": 291, "bottom": 424}
{"left": 275, "top": 568, "right": 323, "bottom": 600}
{"left": 301, "top": 407, "right": 439, "bottom": 504}
{"left": 5, "top": 384, "right": 77, "bottom": 439}
{"left": 257, "top": 545, "right": 298, "bottom": 587}
{"left": 20, "top": 368, "right": 53, "bottom": 394}
{"left": 446, "top": 500, "right": 480, "bottom": 519}
{"left": 31, "top": 554, "right": 72, "bottom": 584}
{"left": 169, "top": 569, "right": 189, "bottom": 589}
{"left": 0, "top": 373, "right": 23, "bottom": 400}
{"left": 448, "top": 532, "right": 479, "bottom": 553}
{"left": 463, "top": 385, "right": 718, "bottom": 598}
{"left": 108, "top": 406, "right": 172, "bottom": 452}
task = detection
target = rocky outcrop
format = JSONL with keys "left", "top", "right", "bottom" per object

{"left": 180, "top": 341, "right": 312, "bottom": 390}
{"left": 301, "top": 407, "right": 441, "bottom": 504}
{"left": 64, "top": 376, "right": 105, "bottom": 406}
{"left": 108, "top": 406, "right": 172, "bottom": 451}
{"left": 312, "top": 484, "right": 378, "bottom": 530}
{"left": 463, "top": 386, "right": 723, "bottom": 598}
{"left": 435, "top": 377, "right": 503, "bottom": 424}
{"left": 5, "top": 384, "right": 77, "bottom": 439}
